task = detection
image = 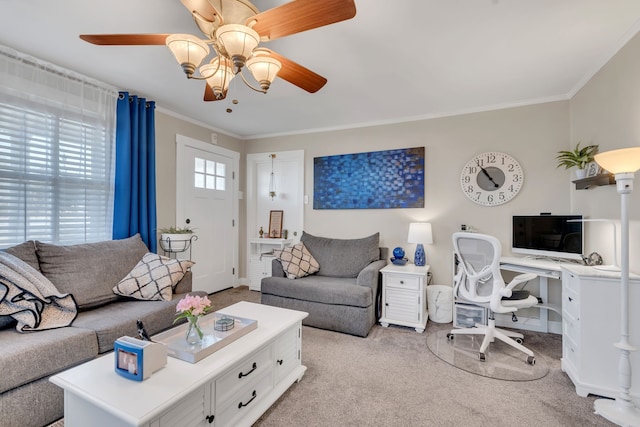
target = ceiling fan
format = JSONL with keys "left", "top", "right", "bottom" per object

{"left": 80, "top": 0, "right": 357, "bottom": 103}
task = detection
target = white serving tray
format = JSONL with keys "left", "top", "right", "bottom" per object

{"left": 153, "top": 312, "right": 257, "bottom": 363}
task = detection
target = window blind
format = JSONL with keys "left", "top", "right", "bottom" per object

{"left": 0, "top": 45, "right": 118, "bottom": 247}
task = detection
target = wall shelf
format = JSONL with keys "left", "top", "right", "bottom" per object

{"left": 572, "top": 173, "right": 615, "bottom": 190}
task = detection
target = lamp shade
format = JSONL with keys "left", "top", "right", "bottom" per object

{"left": 199, "top": 57, "right": 234, "bottom": 96}
{"left": 246, "top": 50, "right": 281, "bottom": 89}
{"left": 216, "top": 24, "right": 260, "bottom": 63}
{"left": 408, "top": 223, "right": 433, "bottom": 244}
{"left": 165, "top": 34, "right": 210, "bottom": 75}
{"left": 595, "top": 147, "right": 640, "bottom": 174}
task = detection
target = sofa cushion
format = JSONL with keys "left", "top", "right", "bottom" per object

{"left": 274, "top": 242, "right": 320, "bottom": 279}
{"left": 301, "top": 232, "right": 380, "bottom": 278}
{"left": 0, "top": 326, "right": 98, "bottom": 394}
{"left": 2, "top": 240, "right": 40, "bottom": 272}
{"left": 35, "top": 235, "right": 149, "bottom": 310}
{"left": 72, "top": 296, "right": 187, "bottom": 353}
{"left": 261, "top": 275, "right": 372, "bottom": 308}
{"left": 113, "top": 253, "right": 194, "bottom": 301}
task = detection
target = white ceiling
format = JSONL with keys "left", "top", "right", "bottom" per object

{"left": 2, "top": 1, "right": 640, "bottom": 139}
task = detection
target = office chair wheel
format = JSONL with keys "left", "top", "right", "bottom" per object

{"left": 446, "top": 333, "right": 454, "bottom": 340}
{"left": 478, "top": 352, "right": 486, "bottom": 362}
{"left": 515, "top": 337, "right": 524, "bottom": 344}
{"left": 527, "top": 356, "right": 535, "bottom": 365}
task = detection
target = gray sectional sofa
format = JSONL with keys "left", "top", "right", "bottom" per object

{"left": 261, "top": 232, "right": 388, "bottom": 337}
{"left": 0, "top": 235, "right": 193, "bottom": 427}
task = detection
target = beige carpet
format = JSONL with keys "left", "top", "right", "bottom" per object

{"left": 49, "top": 286, "right": 614, "bottom": 427}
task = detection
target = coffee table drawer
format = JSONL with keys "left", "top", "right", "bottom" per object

{"left": 216, "top": 371, "right": 273, "bottom": 427}
{"left": 215, "top": 345, "right": 272, "bottom": 407}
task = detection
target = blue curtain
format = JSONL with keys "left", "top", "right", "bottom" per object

{"left": 112, "top": 92, "right": 157, "bottom": 252}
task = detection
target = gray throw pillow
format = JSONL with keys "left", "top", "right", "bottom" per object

{"left": 2, "top": 240, "right": 40, "bottom": 272}
{"left": 301, "top": 232, "right": 380, "bottom": 278}
{"left": 36, "top": 234, "right": 149, "bottom": 310}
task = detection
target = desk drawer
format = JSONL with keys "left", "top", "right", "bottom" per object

{"left": 562, "top": 312, "right": 580, "bottom": 347}
{"left": 563, "top": 334, "right": 580, "bottom": 369}
{"left": 215, "top": 345, "right": 272, "bottom": 407}
{"left": 563, "top": 288, "right": 580, "bottom": 321}
{"left": 385, "top": 274, "right": 420, "bottom": 290}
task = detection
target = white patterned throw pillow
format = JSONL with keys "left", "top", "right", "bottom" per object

{"left": 113, "top": 253, "right": 194, "bottom": 301}
{"left": 275, "top": 242, "right": 320, "bottom": 279}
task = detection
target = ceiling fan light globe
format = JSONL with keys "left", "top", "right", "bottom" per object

{"left": 200, "top": 58, "right": 234, "bottom": 92}
{"left": 216, "top": 24, "right": 260, "bottom": 69}
{"left": 166, "top": 34, "right": 210, "bottom": 76}
{"left": 246, "top": 55, "right": 281, "bottom": 89}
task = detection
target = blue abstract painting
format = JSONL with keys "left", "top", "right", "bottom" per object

{"left": 313, "top": 147, "right": 425, "bottom": 209}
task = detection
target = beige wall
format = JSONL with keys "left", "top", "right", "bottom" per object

{"left": 153, "top": 29, "right": 640, "bottom": 285}
{"left": 570, "top": 30, "right": 640, "bottom": 271}
{"left": 246, "top": 101, "right": 571, "bottom": 286}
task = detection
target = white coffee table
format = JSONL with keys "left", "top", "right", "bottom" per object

{"left": 50, "top": 301, "right": 308, "bottom": 427}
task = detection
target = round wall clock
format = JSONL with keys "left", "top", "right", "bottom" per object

{"left": 460, "top": 152, "right": 524, "bottom": 206}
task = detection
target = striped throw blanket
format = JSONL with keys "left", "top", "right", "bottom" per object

{"left": 0, "top": 252, "right": 77, "bottom": 332}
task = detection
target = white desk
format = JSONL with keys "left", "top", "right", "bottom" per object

{"left": 499, "top": 256, "right": 574, "bottom": 333}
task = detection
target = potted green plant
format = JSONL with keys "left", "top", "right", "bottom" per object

{"left": 158, "top": 226, "right": 195, "bottom": 253}
{"left": 556, "top": 142, "right": 599, "bottom": 179}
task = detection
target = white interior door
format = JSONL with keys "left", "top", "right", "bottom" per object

{"left": 176, "top": 135, "right": 239, "bottom": 293}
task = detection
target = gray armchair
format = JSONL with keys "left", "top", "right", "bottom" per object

{"left": 261, "top": 232, "right": 388, "bottom": 337}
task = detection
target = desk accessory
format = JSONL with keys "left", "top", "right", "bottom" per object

{"left": 114, "top": 336, "right": 167, "bottom": 381}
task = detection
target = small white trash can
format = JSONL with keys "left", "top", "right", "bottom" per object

{"left": 426, "top": 285, "right": 453, "bottom": 323}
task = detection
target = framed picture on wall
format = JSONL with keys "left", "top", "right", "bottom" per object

{"left": 268, "top": 210, "right": 283, "bottom": 238}
{"left": 586, "top": 162, "right": 600, "bottom": 177}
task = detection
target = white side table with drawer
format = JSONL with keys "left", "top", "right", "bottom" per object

{"left": 379, "top": 264, "right": 430, "bottom": 333}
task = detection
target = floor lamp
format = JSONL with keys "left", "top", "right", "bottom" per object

{"left": 593, "top": 147, "right": 640, "bottom": 426}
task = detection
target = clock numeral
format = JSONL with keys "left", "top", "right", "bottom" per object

{"left": 468, "top": 166, "right": 478, "bottom": 174}
{"left": 475, "top": 192, "right": 481, "bottom": 200}
{"left": 463, "top": 176, "right": 471, "bottom": 183}
{"left": 508, "top": 184, "right": 514, "bottom": 192}
{"left": 486, "top": 154, "right": 496, "bottom": 164}
{"left": 512, "top": 174, "right": 520, "bottom": 182}
{"left": 466, "top": 185, "right": 474, "bottom": 193}
{"left": 487, "top": 194, "right": 494, "bottom": 203}
{"left": 508, "top": 164, "right": 515, "bottom": 172}
{"left": 499, "top": 192, "right": 505, "bottom": 200}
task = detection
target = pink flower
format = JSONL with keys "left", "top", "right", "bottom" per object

{"left": 175, "top": 294, "right": 211, "bottom": 318}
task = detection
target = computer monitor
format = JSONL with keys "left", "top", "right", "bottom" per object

{"left": 512, "top": 215, "right": 583, "bottom": 260}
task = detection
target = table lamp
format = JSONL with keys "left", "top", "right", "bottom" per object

{"left": 592, "top": 146, "right": 640, "bottom": 426}
{"left": 407, "top": 222, "right": 433, "bottom": 266}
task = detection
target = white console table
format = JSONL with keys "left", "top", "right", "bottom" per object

{"left": 248, "top": 238, "right": 292, "bottom": 291}
{"left": 50, "top": 302, "right": 307, "bottom": 427}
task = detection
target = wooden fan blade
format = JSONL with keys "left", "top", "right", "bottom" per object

{"left": 180, "top": 0, "right": 221, "bottom": 23}
{"left": 248, "top": 0, "right": 356, "bottom": 41}
{"left": 79, "top": 34, "right": 170, "bottom": 45}
{"left": 266, "top": 49, "right": 327, "bottom": 93}
{"left": 204, "top": 84, "right": 226, "bottom": 101}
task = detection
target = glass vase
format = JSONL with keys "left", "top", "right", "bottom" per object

{"left": 185, "top": 316, "right": 204, "bottom": 345}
